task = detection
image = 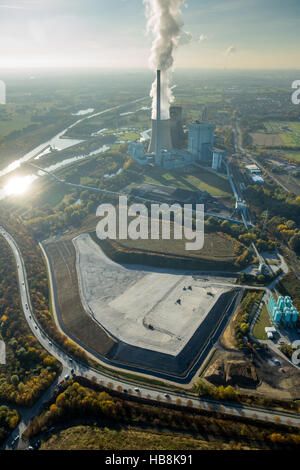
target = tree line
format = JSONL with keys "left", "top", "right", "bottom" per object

{"left": 0, "top": 225, "right": 61, "bottom": 407}
{"left": 25, "top": 380, "right": 300, "bottom": 450}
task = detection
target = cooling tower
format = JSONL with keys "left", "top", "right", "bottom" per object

{"left": 148, "top": 70, "right": 173, "bottom": 165}
{"left": 148, "top": 119, "right": 173, "bottom": 154}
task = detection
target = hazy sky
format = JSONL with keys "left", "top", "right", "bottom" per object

{"left": 0, "top": 0, "right": 299, "bottom": 69}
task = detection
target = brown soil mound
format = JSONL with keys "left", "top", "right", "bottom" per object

{"left": 204, "top": 359, "right": 259, "bottom": 388}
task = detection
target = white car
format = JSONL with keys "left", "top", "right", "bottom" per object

{"left": 12, "top": 436, "right": 19, "bottom": 446}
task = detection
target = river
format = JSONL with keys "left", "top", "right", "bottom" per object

{"left": 0, "top": 96, "right": 148, "bottom": 179}
{"left": 0, "top": 97, "right": 150, "bottom": 200}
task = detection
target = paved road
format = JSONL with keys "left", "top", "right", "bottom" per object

{"left": 280, "top": 244, "right": 300, "bottom": 281}
{"left": 234, "top": 121, "right": 290, "bottom": 193}
{"left": 1, "top": 225, "right": 300, "bottom": 450}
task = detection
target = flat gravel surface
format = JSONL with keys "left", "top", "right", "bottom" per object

{"left": 74, "top": 233, "right": 231, "bottom": 356}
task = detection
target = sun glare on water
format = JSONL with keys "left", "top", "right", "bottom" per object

{"left": 4, "top": 176, "right": 34, "bottom": 196}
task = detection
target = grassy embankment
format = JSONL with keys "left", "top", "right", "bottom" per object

{"left": 40, "top": 425, "right": 259, "bottom": 451}
{"left": 134, "top": 165, "right": 233, "bottom": 198}
{"left": 252, "top": 304, "right": 273, "bottom": 340}
{"left": 91, "top": 227, "right": 240, "bottom": 272}
{"left": 277, "top": 272, "right": 300, "bottom": 312}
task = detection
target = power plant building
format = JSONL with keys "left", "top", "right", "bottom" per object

{"left": 161, "top": 149, "right": 195, "bottom": 170}
{"left": 129, "top": 69, "right": 224, "bottom": 172}
{"left": 128, "top": 142, "right": 153, "bottom": 166}
{"left": 170, "top": 106, "right": 185, "bottom": 149}
{"left": 188, "top": 121, "right": 215, "bottom": 162}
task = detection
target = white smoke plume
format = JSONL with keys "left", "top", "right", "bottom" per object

{"left": 144, "top": 0, "right": 185, "bottom": 120}
{"left": 225, "top": 45, "right": 236, "bottom": 56}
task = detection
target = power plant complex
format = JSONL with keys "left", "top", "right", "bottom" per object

{"left": 129, "top": 70, "right": 225, "bottom": 171}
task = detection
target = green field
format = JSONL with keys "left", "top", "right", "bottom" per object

{"left": 282, "top": 151, "right": 300, "bottom": 162}
{"left": 93, "top": 225, "right": 241, "bottom": 273}
{"left": 115, "top": 230, "right": 237, "bottom": 262}
{"left": 0, "top": 114, "right": 32, "bottom": 137}
{"left": 139, "top": 166, "right": 232, "bottom": 198}
{"left": 0, "top": 103, "right": 52, "bottom": 138}
{"left": 258, "top": 121, "right": 300, "bottom": 148}
{"left": 33, "top": 181, "right": 74, "bottom": 207}
{"left": 252, "top": 304, "right": 272, "bottom": 340}
{"left": 40, "top": 425, "right": 256, "bottom": 450}
{"left": 119, "top": 132, "right": 141, "bottom": 141}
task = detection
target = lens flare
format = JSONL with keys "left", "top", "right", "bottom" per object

{"left": 4, "top": 176, "right": 33, "bottom": 196}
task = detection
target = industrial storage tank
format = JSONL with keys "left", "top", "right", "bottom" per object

{"left": 268, "top": 294, "right": 298, "bottom": 327}
{"left": 271, "top": 307, "right": 282, "bottom": 323}
{"left": 274, "top": 311, "right": 282, "bottom": 324}
{"left": 291, "top": 308, "right": 299, "bottom": 323}
{"left": 285, "top": 296, "right": 292, "bottom": 308}
{"left": 268, "top": 295, "right": 276, "bottom": 310}
{"left": 284, "top": 307, "right": 292, "bottom": 324}
{"left": 277, "top": 296, "right": 285, "bottom": 310}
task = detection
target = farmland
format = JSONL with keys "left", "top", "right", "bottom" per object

{"left": 282, "top": 151, "right": 300, "bottom": 162}
{"left": 251, "top": 121, "right": 300, "bottom": 149}
{"left": 251, "top": 133, "right": 283, "bottom": 147}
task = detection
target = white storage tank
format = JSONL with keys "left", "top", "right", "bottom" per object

{"left": 277, "top": 296, "right": 285, "bottom": 310}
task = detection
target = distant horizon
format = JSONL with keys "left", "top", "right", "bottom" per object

{"left": 0, "top": 66, "right": 300, "bottom": 73}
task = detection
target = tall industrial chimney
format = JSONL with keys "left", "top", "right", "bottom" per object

{"left": 155, "top": 70, "right": 161, "bottom": 166}
{"left": 148, "top": 70, "right": 173, "bottom": 165}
